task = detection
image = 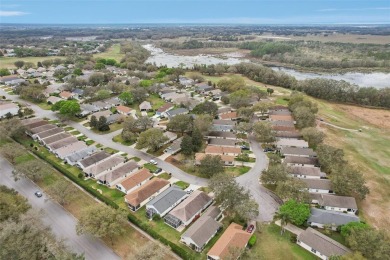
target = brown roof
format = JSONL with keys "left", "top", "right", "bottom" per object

{"left": 272, "top": 125, "right": 296, "bottom": 132}
{"left": 30, "top": 124, "right": 57, "bottom": 134}
{"left": 281, "top": 147, "right": 317, "bottom": 157}
{"left": 100, "top": 160, "right": 140, "bottom": 183}
{"left": 205, "top": 145, "right": 241, "bottom": 155}
{"left": 0, "top": 103, "right": 18, "bottom": 110}
{"left": 157, "top": 103, "right": 174, "bottom": 112}
{"left": 125, "top": 178, "right": 170, "bottom": 207}
{"left": 270, "top": 114, "right": 294, "bottom": 122}
{"left": 42, "top": 132, "right": 72, "bottom": 145}
{"left": 22, "top": 118, "right": 42, "bottom": 126}
{"left": 298, "top": 228, "right": 351, "bottom": 257}
{"left": 47, "top": 136, "right": 78, "bottom": 150}
{"left": 119, "top": 168, "right": 153, "bottom": 191}
{"left": 35, "top": 127, "right": 64, "bottom": 139}
{"left": 60, "top": 91, "right": 73, "bottom": 99}
{"left": 116, "top": 105, "right": 132, "bottom": 114}
{"left": 275, "top": 131, "right": 302, "bottom": 138}
{"left": 207, "top": 223, "right": 251, "bottom": 259}
{"left": 300, "top": 178, "right": 332, "bottom": 190}
{"left": 284, "top": 156, "right": 319, "bottom": 165}
{"left": 290, "top": 166, "right": 325, "bottom": 177}
{"left": 220, "top": 111, "right": 238, "bottom": 120}
{"left": 25, "top": 120, "right": 48, "bottom": 130}
{"left": 195, "top": 153, "right": 234, "bottom": 163}
{"left": 319, "top": 194, "right": 357, "bottom": 209}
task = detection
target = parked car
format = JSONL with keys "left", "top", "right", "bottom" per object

{"left": 150, "top": 159, "right": 158, "bottom": 165}
{"left": 154, "top": 168, "right": 162, "bottom": 174}
{"left": 241, "top": 145, "right": 250, "bottom": 150}
{"left": 246, "top": 224, "right": 254, "bottom": 233}
{"left": 263, "top": 148, "right": 274, "bottom": 152}
{"left": 34, "top": 191, "right": 43, "bottom": 198}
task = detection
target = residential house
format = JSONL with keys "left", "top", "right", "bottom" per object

{"left": 164, "top": 137, "right": 183, "bottom": 154}
{"left": 284, "top": 156, "right": 319, "bottom": 167}
{"left": 59, "top": 91, "right": 75, "bottom": 100}
{"left": 290, "top": 166, "right": 326, "bottom": 179}
{"left": 0, "top": 75, "right": 19, "bottom": 84}
{"left": 209, "top": 89, "right": 222, "bottom": 97}
{"left": 163, "top": 131, "right": 178, "bottom": 143}
{"left": 161, "top": 92, "right": 187, "bottom": 102}
{"left": 139, "top": 101, "right": 152, "bottom": 111}
{"left": 208, "top": 138, "right": 237, "bottom": 147}
{"left": 195, "top": 153, "right": 235, "bottom": 166}
{"left": 175, "top": 97, "right": 200, "bottom": 110}
{"left": 165, "top": 108, "right": 189, "bottom": 119}
{"left": 269, "top": 110, "right": 292, "bottom": 116}
{"left": 300, "top": 178, "right": 334, "bottom": 194}
{"left": 41, "top": 132, "right": 72, "bottom": 146}
{"left": 84, "top": 155, "right": 125, "bottom": 178}
{"left": 156, "top": 103, "right": 174, "bottom": 117}
{"left": 145, "top": 185, "right": 188, "bottom": 219}
{"left": 72, "top": 88, "right": 84, "bottom": 99}
{"left": 34, "top": 128, "right": 64, "bottom": 141}
{"left": 211, "top": 120, "right": 236, "bottom": 132}
{"left": 97, "top": 160, "right": 140, "bottom": 187}
{"left": 297, "top": 227, "right": 351, "bottom": 260}
{"left": 116, "top": 168, "right": 153, "bottom": 194}
{"left": 195, "top": 84, "right": 213, "bottom": 94}
{"left": 179, "top": 77, "right": 194, "bottom": 87}
{"left": 315, "top": 194, "right": 358, "bottom": 215}
{"left": 275, "top": 131, "right": 303, "bottom": 139}
{"left": 307, "top": 208, "right": 360, "bottom": 231}
{"left": 0, "top": 103, "right": 19, "bottom": 118}
{"left": 205, "top": 145, "right": 241, "bottom": 156}
{"left": 116, "top": 105, "right": 132, "bottom": 115}
{"left": 125, "top": 178, "right": 171, "bottom": 211}
{"left": 219, "top": 111, "right": 239, "bottom": 121}
{"left": 271, "top": 120, "right": 295, "bottom": 127}
{"left": 47, "top": 96, "right": 62, "bottom": 104}
{"left": 272, "top": 125, "right": 296, "bottom": 132}
{"left": 24, "top": 120, "right": 48, "bottom": 130}
{"left": 206, "top": 131, "right": 237, "bottom": 140}
{"left": 5, "top": 78, "right": 26, "bottom": 87}
{"left": 77, "top": 151, "right": 111, "bottom": 169}
{"left": 276, "top": 139, "right": 309, "bottom": 149}
{"left": 217, "top": 107, "right": 231, "bottom": 114}
{"left": 280, "top": 147, "right": 317, "bottom": 158}
{"left": 21, "top": 118, "right": 42, "bottom": 126}
{"left": 64, "top": 146, "right": 97, "bottom": 165}
{"left": 79, "top": 104, "right": 100, "bottom": 117}
{"left": 54, "top": 141, "right": 88, "bottom": 159}
{"left": 47, "top": 136, "right": 78, "bottom": 152}
{"left": 165, "top": 190, "right": 213, "bottom": 228}
{"left": 29, "top": 124, "right": 57, "bottom": 137}
{"left": 180, "top": 206, "right": 222, "bottom": 252}
{"left": 106, "top": 114, "right": 123, "bottom": 125}
{"left": 88, "top": 110, "right": 111, "bottom": 120}
{"left": 207, "top": 223, "right": 251, "bottom": 260}
{"left": 269, "top": 114, "right": 295, "bottom": 122}
{"left": 91, "top": 101, "right": 111, "bottom": 110}
{"left": 104, "top": 97, "right": 121, "bottom": 107}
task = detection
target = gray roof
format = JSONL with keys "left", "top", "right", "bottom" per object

{"left": 269, "top": 110, "right": 292, "bottom": 115}
{"left": 275, "top": 131, "right": 302, "bottom": 138}
{"left": 300, "top": 178, "right": 333, "bottom": 190}
{"left": 35, "top": 127, "right": 64, "bottom": 139}
{"left": 319, "top": 194, "right": 358, "bottom": 209}
{"left": 290, "top": 166, "right": 326, "bottom": 178}
{"left": 284, "top": 156, "right": 319, "bottom": 165}
{"left": 208, "top": 138, "right": 237, "bottom": 147}
{"left": 271, "top": 120, "right": 295, "bottom": 127}
{"left": 217, "top": 107, "right": 232, "bottom": 114}
{"left": 42, "top": 132, "right": 72, "bottom": 145}
{"left": 65, "top": 146, "right": 97, "bottom": 164}
{"left": 298, "top": 227, "right": 351, "bottom": 257}
{"left": 181, "top": 206, "right": 222, "bottom": 248}
{"left": 47, "top": 136, "right": 78, "bottom": 150}
{"left": 106, "top": 114, "right": 122, "bottom": 124}
{"left": 207, "top": 131, "right": 237, "bottom": 139}
{"left": 146, "top": 186, "right": 187, "bottom": 214}
{"left": 213, "top": 119, "right": 235, "bottom": 126}
{"left": 100, "top": 160, "right": 139, "bottom": 183}
{"left": 79, "top": 151, "right": 111, "bottom": 168}
{"left": 166, "top": 108, "right": 189, "bottom": 117}
{"left": 281, "top": 147, "right": 317, "bottom": 157}
{"left": 308, "top": 208, "right": 360, "bottom": 227}
{"left": 30, "top": 124, "right": 57, "bottom": 134}
{"left": 25, "top": 120, "right": 48, "bottom": 130}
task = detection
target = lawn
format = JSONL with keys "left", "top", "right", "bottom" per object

{"left": 91, "top": 122, "right": 123, "bottom": 134}
{"left": 147, "top": 93, "right": 166, "bottom": 110}
{"left": 36, "top": 102, "right": 52, "bottom": 110}
{"left": 174, "top": 181, "right": 190, "bottom": 190}
{"left": 0, "top": 56, "right": 65, "bottom": 69}
{"left": 225, "top": 166, "right": 251, "bottom": 177}
{"left": 93, "top": 44, "right": 124, "bottom": 62}
{"left": 144, "top": 163, "right": 159, "bottom": 172}
{"left": 157, "top": 172, "right": 171, "bottom": 180}
{"left": 64, "top": 126, "right": 75, "bottom": 131}
{"left": 70, "top": 131, "right": 81, "bottom": 135}
{"left": 104, "top": 147, "right": 119, "bottom": 154}
{"left": 112, "top": 134, "right": 136, "bottom": 146}
{"left": 86, "top": 140, "right": 95, "bottom": 146}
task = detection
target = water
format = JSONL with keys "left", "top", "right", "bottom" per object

{"left": 144, "top": 44, "right": 390, "bottom": 89}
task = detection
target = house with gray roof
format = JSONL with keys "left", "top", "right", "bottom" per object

{"left": 308, "top": 208, "right": 360, "bottom": 230}
{"left": 54, "top": 141, "right": 88, "bottom": 159}
{"left": 165, "top": 190, "right": 213, "bottom": 228}
{"left": 290, "top": 166, "right": 326, "bottom": 179}
{"left": 47, "top": 136, "right": 78, "bottom": 152}
{"left": 29, "top": 124, "right": 57, "bottom": 136}
{"left": 97, "top": 160, "right": 140, "bottom": 187}
{"left": 208, "top": 138, "right": 237, "bottom": 147}
{"left": 275, "top": 131, "right": 303, "bottom": 139}
{"left": 297, "top": 227, "right": 351, "bottom": 259}
{"left": 180, "top": 205, "right": 222, "bottom": 252}
{"left": 271, "top": 120, "right": 295, "bottom": 127}
{"left": 145, "top": 186, "right": 188, "bottom": 219}
{"left": 280, "top": 147, "right": 317, "bottom": 158}
{"left": 284, "top": 156, "right": 319, "bottom": 167}
{"left": 79, "top": 104, "right": 100, "bottom": 117}
{"left": 64, "top": 146, "right": 97, "bottom": 165}
{"left": 211, "top": 119, "right": 236, "bottom": 132}
{"left": 206, "top": 131, "right": 237, "bottom": 140}
{"left": 77, "top": 151, "right": 111, "bottom": 169}
{"left": 34, "top": 127, "right": 64, "bottom": 141}
{"left": 84, "top": 155, "right": 125, "bottom": 178}
{"left": 300, "top": 178, "right": 334, "bottom": 194}
{"left": 316, "top": 194, "right": 358, "bottom": 215}
{"left": 165, "top": 108, "right": 189, "bottom": 119}
{"left": 276, "top": 139, "right": 309, "bottom": 149}
{"left": 41, "top": 132, "right": 72, "bottom": 146}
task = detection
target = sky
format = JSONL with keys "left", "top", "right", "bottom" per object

{"left": 0, "top": 0, "right": 389, "bottom": 24}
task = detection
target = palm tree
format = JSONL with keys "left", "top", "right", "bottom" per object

{"left": 274, "top": 211, "right": 292, "bottom": 235}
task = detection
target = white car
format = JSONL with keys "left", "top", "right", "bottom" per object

{"left": 150, "top": 159, "right": 158, "bottom": 165}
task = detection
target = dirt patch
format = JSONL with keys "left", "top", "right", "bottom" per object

{"left": 338, "top": 105, "right": 390, "bottom": 130}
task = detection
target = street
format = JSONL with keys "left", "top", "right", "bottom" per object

{"left": 0, "top": 156, "right": 120, "bottom": 260}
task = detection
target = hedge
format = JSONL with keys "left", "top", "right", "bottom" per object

{"left": 248, "top": 234, "right": 257, "bottom": 248}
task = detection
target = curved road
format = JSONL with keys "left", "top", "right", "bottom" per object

{"left": 0, "top": 157, "right": 120, "bottom": 260}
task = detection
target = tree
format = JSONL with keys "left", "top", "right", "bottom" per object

{"left": 129, "top": 241, "right": 170, "bottom": 260}
{"left": 42, "top": 59, "right": 53, "bottom": 68}
{"left": 77, "top": 204, "right": 126, "bottom": 245}
{"left": 94, "top": 62, "right": 106, "bottom": 70}
{"left": 121, "top": 130, "right": 137, "bottom": 143}
{"left": 192, "top": 101, "right": 218, "bottom": 117}
{"left": 278, "top": 200, "right": 310, "bottom": 226}
{"left": 275, "top": 178, "right": 310, "bottom": 203}
{"left": 14, "top": 60, "right": 25, "bottom": 68}
{"left": 274, "top": 210, "right": 292, "bottom": 235}
{"left": 0, "top": 68, "right": 10, "bottom": 76}
{"left": 12, "top": 160, "right": 49, "bottom": 182}
{"left": 118, "top": 92, "right": 134, "bottom": 105}
{"left": 332, "top": 166, "right": 369, "bottom": 200}
{"left": 0, "top": 143, "right": 24, "bottom": 164}
{"left": 340, "top": 222, "right": 369, "bottom": 238}
{"left": 167, "top": 114, "right": 193, "bottom": 134}
{"left": 191, "top": 127, "right": 203, "bottom": 152}
{"left": 52, "top": 100, "right": 81, "bottom": 117}
{"left": 301, "top": 127, "right": 325, "bottom": 148}
{"left": 96, "top": 89, "right": 111, "bottom": 100}
{"left": 253, "top": 121, "right": 275, "bottom": 143}
{"left": 253, "top": 102, "right": 270, "bottom": 115}
{"left": 199, "top": 155, "right": 224, "bottom": 177}
{"left": 136, "top": 116, "right": 154, "bottom": 131}
{"left": 0, "top": 185, "right": 30, "bottom": 222}
{"left": 97, "top": 116, "right": 110, "bottom": 131}
{"left": 180, "top": 135, "right": 193, "bottom": 156}
{"left": 136, "top": 128, "right": 168, "bottom": 152}
{"left": 316, "top": 144, "right": 346, "bottom": 174}
{"left": 193, "top": 114, "right": 213, "bottom": 135}
{"left": 47, "top": 179, "right": 77, "bottom": 206}
{"left": 229, "top": 90, "right": 251, "bottom": 109}
{"left": 235, "top": 122, "right": 253, "bottom": 134}
{"left": 209, "top": 174, "right": 259, "bottom": 220}
{"left": 293, "top": 106, "right": 316, "bottom": 129}
{"left": 73, "top": 68, "right": 83, "bottom": 76}
{"left": 131, "top": 87, "right": 147, "bottom": 103}
{"left": 0, "top": 118, "right": 26, "bottom": 138}
{"left": 267, "top": 88, "right": 274, "bottom": 95}
{"left": 90, "top": 115, "right": 98, "bottom": 129}
{"left": 237, "top": 107, "right": 254, "bottom": 120}
{"left": 260, "top": 164, "right": 289, "bottom": 185}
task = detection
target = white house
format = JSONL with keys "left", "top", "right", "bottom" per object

{"left": 0, "top": 103, "right": 19, "bottom": 118}
{"left": 300, "top": 178, "right": 334, "bottom": 194}
{"left": 307, "top": 208, "right": 360, "bottom": 231}
{"left": 315, "top": 194, "right": 358, "bottom": 215}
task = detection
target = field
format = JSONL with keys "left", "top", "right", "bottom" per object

{"left": 93, "top": 44, "right": 124, "bottom": 62}
{"left": 0, "top": 56, "right": 65, "bottom": 69}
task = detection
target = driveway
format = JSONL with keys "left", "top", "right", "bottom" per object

{"left": 236, "top": 135, "right": 281, "bottom": 222}
{"left": 0, "top": 157, "right": 120, "bottom": 260}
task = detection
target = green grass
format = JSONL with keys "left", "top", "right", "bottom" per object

{"left": 225, "top": 166, "right": 251, "bottom": 177}
{"left": 37, "top": 102, "right": 52, "bottom": 110}
{"left": 70, "top": 131, "right": 81, "bottom": 135}
{"left": 0, "top": 56, "right": 65, "bottom": 69}
{"left": 93, "top": 44, "right": 124, "bottom": 62}
{"left": 64, "top": 126, "right": 74, "bottom": 131}
{"left": 104, "top": 147, "right": 119, "bottom": 154}
{"left": 147, "top": 94, "right": 165, "bottom": 110}
{"left": 14, "top": 153, "right": 35, "bottom": 164}
{"left": 112, "top": 134, "right": 136, "bottom": 146}
{"left": 129, "top": 156, "right": 141, "bottom": 162}
{"left": 86, "top": 140, "right": 95, "bottom": 146}
{"left": 174, "top": 181, "right": 190, "bottom": 190}
{"left": 96, "top": 143, "right": 103, "bottom": 148}
{"left": 157, "top": 172, "right": 171, "bottom": 180}
{"left": 144, "top": 163, "right": 159, "bottom": 172}
{"left": 91, "top": 122, "right": 123, "bottom": 134}
{"left": 275, "top": 96, "right": 290, "bottom": 105}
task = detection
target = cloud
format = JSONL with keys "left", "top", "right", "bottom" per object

{"left": 0, "top": 11, "right": 28, "bottom": 17}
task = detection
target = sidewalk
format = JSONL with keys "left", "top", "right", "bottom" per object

{"left": 275, "top": 220, "right": 304, "bottom": 235}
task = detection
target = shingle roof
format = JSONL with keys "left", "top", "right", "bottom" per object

{"left": 42, "top": 132, "right": 72, "bottom": 145}
{"left": 119, "top": 168, "right": 153, "bottom": 191}
{"left": 290, "top": 166, "right": 326, "bottom": 178}
{"left": 79, "top": 151, "right": 111, "bottom": 168}
{"left": 207, "top": 223, "right": 251, "bottom": 259}
{"left": 65, "top": 146, "right": 97, "bottom": 164}
{"left": 157, "top": 103, "right": 174, "bottom": 113}
{"left": 272, "top": 125, "right": 296, "bottom": 132}
{"left": 25, "top": 120, "right": 48, "bottom": 130}
{"left": 219, "top": 112, "right": 238, "bottom": 120}
{"left": 116, "top": 105, "right": 132, "bottom": 114}
{"left": 207, "top": 131, "right": 237, "bottom": 139}
{"left": 298, "top": 227, "right": 351, "bottom": 257}
{"left": 308, "top": 208, "right": 360, "bottom": 227}
{"left": 35, "top": 127, "right": 64, "bottom": 139}
{"left": 213, "top": 119, "right": 236, "bottom": 126}
{"left": 275, "top": 131, "right": 303, "bottom": 138}
{"left": 205, "top": 145, "right": 241, "bottom": 155}
{"left": 125, "top": 178, "right": 170, "bottom": 207}
{"left": 146, "top": 185, "right": 187, "bottom": 214}
{"left": 284, "top": 156, "right": 319, "bottom": 165}
{"left": 100, "top": 160, "right": 140, "bottom": 183}
{"left": 30, "top": 124, "right": 57, "bottom": 134}
{"left": 271, "top": 120, "right": 295, "bottom": 127}
{"left": 319, "top": 194, "right": 358, "bottom": 209}
{"left": 281, "top": 147, "right": 317, "bottom": 157}
{"left": 208, "top": 138, "right": 237, "bottom": 147}
{"left": 300, "top": 178, "right": 333, "bottom": 190}
{"left": 168, "top": 190, "right": 212, "bottom": 223}
{"left": 47, "top": 136, "right": 78, "bottom": 150}
{"left": 84, "top": 155, "right": 125, "bottom": 176}
{"left": 270, "top": 114, "right": 294, "bottom": 121}
{"left": 55, "top": 141, "right": 88, "bottom": 158}
{"left": 166, "top": 108, "right": 189, "bottom": 117}
{"left": 276, "top": 139, "right": 309, "bottom": 148}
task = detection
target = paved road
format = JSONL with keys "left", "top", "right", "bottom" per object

{"left": 0, "top": 157, "right": 120, "bottom": 260}
{"left": 236, "top": 136, "right": 280, "bottom": 222}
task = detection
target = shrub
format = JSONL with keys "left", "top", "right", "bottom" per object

{"left": 248, "top": 235, "right": 257, "bottom": 248}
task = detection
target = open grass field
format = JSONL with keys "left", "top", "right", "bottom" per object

{"left": 93, "top": 44, "right": 124, "bottom": 62}
{"left": 0, "top": 56, "right": 65, "bottom": 69}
